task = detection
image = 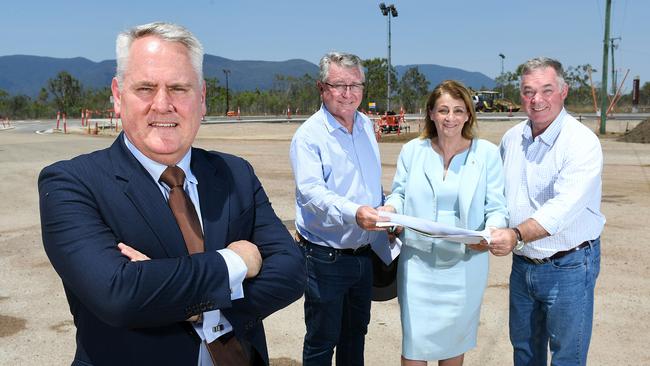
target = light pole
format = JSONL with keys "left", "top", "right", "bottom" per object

{"left": 498, "top": 53, "right": 505, "bottom": 98}
{"left": 222, "top": 69, "right": 231, "bottom": 116}
{"left": 379, "top": 3, "right": 397, "bottom": 112}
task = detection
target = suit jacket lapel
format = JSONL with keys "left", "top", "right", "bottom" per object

{"left": 191, "top": 149, "right": 230, "bottom": 252}
{"left": 458, "top": 139, "right": 483, "bottom": 227}
{"left": 109, "top": 134, "right": 188, "bottom": 257}
{"left": 423, "top": 139, "right": 442, "bottom": 195}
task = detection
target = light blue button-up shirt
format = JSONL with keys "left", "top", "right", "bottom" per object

{"left": 500, "top": 108, "right": 605, "bottom": 259}
{"left": 290, "top": 105, "right": 383, "bottom": 249}
{"left": 123, "top": 135, "right": 246, "bottom": 366}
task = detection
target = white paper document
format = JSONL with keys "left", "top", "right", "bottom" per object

{"left": 376, "top": 212, "right": 490, "bottom": 245}
{"left": 370, "top": 236, "right": 402, "bottom": 266}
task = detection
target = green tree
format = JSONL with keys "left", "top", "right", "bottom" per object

{"left": 8, "top": 95, "right": 32, "bottom": 119}
{"left": 0, "top": 89, "right": 9, "bottom": 118}
{"left": 47, "top": 71, "right": 82, "bottom": 115}
{"left": 397, "top": 67, "right": 429, "bottom": 113}
{"left": 275, "top": 74, "right": 320, "bottom": 114}
{"left": 231, "top": 89, "right": 284, "bottom": 115}
{"left": 204, "top": 77, "right": 225, "bottom": 116}
{"left": 494, "top": 70, "right": 521, "bottom": 102}
{"left": 33, "top": 87, "right": 53, "bottom": 118}
{"left": 363, "top": 58, "right": 397, "bottom": 113}
{"left": 81, "top": 87, "right": 112, "bottom": 116}
{"left": 564, "top": 64, "right": 597, "bottom": 107}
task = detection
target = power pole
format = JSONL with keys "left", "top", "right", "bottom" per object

{"left": 610, "top": 37, "right": 621, "bottom": 95}
{"left": 599, "top": 0, "right": 612, "bottom": 135}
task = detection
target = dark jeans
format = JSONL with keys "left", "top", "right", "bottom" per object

{"left": 510, "top": 238, "right": 601, "bottom": 366}
{"left": 301, "top": 243, "right": 373, "bottom": 366}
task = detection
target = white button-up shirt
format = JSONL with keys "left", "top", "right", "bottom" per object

{"left": 500, "top": 108, "right": 605, "bottom": 259}
{"left": 124, "top": 135, "right": 246, "bottom": 365}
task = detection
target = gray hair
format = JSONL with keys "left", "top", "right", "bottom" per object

{"left": 520, "top": 56, "right": 566, "bottom": 90}
{"left": 115, "top": 22, "right": 204, "bottom": 89}
{"left": 319, "top": 51, "right": 365, "bottom": 83}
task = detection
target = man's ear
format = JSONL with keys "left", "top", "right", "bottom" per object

{"left": 111, "top": 78, "right": 122, "bottom": 117}
{"left": 560, "top": 83, "right": 569, "bottom": 100}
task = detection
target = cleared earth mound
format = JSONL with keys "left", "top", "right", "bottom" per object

{"left": 618, "top": 118, "right": 650, "bottom": 143}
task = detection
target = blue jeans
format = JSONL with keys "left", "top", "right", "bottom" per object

{"left": 302, "top": 243, "right": 373, "bottom": 366}
{"left": 509, "top": 238, "right": 601, "bottom": 366}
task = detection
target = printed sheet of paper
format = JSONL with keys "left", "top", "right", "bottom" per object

{"left": 370, "top": 236, "right": 402, "bottom": 266}
{"left": 376, "top": 211, "right": 490, "bottom": 244}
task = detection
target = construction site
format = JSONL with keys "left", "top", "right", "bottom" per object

{"left": 1, "top": 113, "right": 649, "bottom": 365}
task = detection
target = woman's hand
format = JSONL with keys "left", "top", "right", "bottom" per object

{"left": 467, "top": 239, "right": 490, "bottom": 252}
{"left": 377, "top": 205, "right": 402, "bottom": 241}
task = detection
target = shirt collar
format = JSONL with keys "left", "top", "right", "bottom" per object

{"left": 523, "top": 107, "right": 567, "bottom": 146}
{"left": 123, "top": 134, "right": 197, "bottom": 185}
{"left": 321, "top": 104, "right": 360, "bottom": 134}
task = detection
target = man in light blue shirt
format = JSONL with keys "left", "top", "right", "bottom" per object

{"left": 490, "top": 57, "right": 605, "bottom": 365}
{"left": 290, "top": 51, "right": 387, "bottom": 366}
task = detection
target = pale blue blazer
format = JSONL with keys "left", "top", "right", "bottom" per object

{"left": 385, "top": 137, "right": 508, "bottom": 252}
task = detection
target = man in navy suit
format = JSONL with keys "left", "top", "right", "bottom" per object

{"left": 38, "top": 22, "right": 305, "bottom": 366}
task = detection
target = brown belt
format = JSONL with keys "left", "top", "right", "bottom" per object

{"left": 205, "top": 332, "right": 255, "bottom": 366}
{"left": 517, "top": 240, "right": 592, "bottom": 265}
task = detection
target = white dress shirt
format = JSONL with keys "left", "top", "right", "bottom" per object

{"left": 500, "top": 108, "right": 606, "bottom": 259}
{"left": 124, "top": 135, "right": 246, "bottom": 365}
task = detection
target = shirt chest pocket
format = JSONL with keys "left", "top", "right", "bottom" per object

{"left": 525, "top": 161, "right": 559, "bottom": 206}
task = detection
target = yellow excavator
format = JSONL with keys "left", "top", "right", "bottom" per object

{"left": 473, "top": 90, "right": 520, "bottom": 112}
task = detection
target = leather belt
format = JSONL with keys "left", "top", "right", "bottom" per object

{"left": 517, "top": 240, "right": 592, "bottom": 265}
{"left": 296, "top": 233, "right": 371, "bottom": 256}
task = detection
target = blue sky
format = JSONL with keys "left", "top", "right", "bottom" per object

{"left": 2, "top": 0, "right": 648, "bottom": 91}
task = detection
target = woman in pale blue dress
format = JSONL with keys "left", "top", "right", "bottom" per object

{"left": 382, "top": 80, "right": 508, "bottom": 366}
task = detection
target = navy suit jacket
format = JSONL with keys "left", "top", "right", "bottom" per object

{"left": 38, "top": 134, "right": 305, "bottom": 365}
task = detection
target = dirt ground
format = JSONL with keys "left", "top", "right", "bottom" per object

{"left": 1, "top": 117, "right": 649, "bottom": 365}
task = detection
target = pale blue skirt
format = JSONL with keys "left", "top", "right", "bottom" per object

{"left": 398, "top": 213, "right": 489, "bottom": 360}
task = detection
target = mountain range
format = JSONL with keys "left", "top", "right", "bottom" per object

{"left": 0, "top": 55, "right": 495, "bottom": 97}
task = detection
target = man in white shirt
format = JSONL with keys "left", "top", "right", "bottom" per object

{"left": 489, "top": 57, "right": 605, "bottom": 366}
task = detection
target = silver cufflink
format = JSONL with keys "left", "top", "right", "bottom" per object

{"left": 212, "top": 324, "right": 224, "bottom": 333}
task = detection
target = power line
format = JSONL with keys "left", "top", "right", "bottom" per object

{"left": 595, "top": 0, "right": 604, "bottom": 33}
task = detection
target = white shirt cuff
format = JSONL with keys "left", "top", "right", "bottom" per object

{"left": 217, "top": 248, "right": 246, "bottom": 300}
{"left": 342, "top": 201, "right": 361, "bottom": 226}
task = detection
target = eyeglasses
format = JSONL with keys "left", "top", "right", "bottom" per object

{"left": 323, "top": 82, "right": 364, "bottom": 93}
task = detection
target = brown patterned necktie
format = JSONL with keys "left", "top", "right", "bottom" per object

{"left": 160, "top": 166, "right": 204, "bottom": 254}
{"left": 161, "top": 167, "right": 253, "bottom": 365}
